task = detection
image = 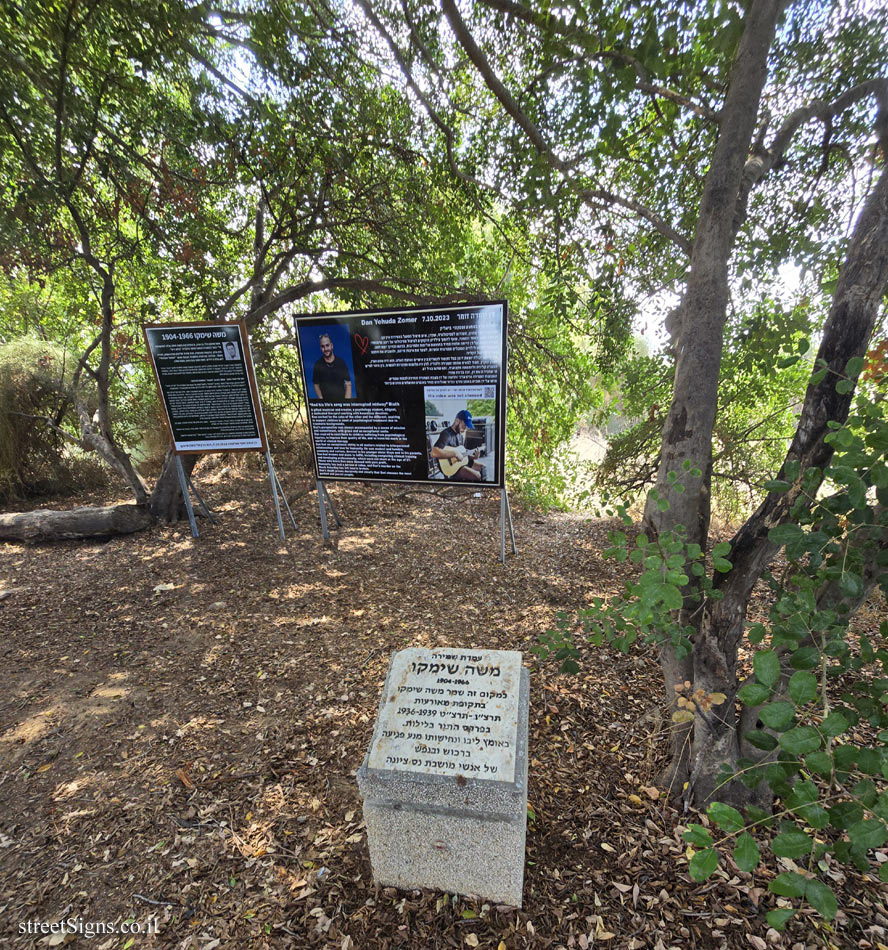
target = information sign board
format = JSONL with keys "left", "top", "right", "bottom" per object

{"left": 294, "top": 302, "right": 507, "bottom": 486}
{"left": 143, "top": 321, "right": 265, "bottom": 454}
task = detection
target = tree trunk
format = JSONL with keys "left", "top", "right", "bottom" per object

{"left": 0, "top": 504, "right": 152, "bottom": 543}
{"left": 642, "top": 0, "right": 783, "bottom": 795}
{"left": 688, "top": 162, "right": 888, "bottom": 805}
{"left": 149, "top": 450, "right": 200, "bottom": 522}
{"left": 642, "top": 0, "right": 783, "bottom": 543}
{"left": 643, "top": 0, "right": 888, "bottom": 805}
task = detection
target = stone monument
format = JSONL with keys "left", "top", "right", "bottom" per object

{"left": 357, "top": 647, "right": 529, "bottom": 906}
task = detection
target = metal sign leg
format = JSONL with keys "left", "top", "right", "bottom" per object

{"left": 275, "top": 469, "right": 297, "bottom": 530}
{"left": 505, "top": 488, "right": 517, "bottom": 555}
{"left": 321, "top": 482, "right": 342, "bottom": 527}
{"left": 500, "top": 488, "right": 518, "bottom": 562}
{"left": 266, "top": 456, "right": 296, "bottom": 532}
{"left": 185, "top": 474, "right": 216, "bottom": 525}
{"left": 500, "top": 489, "right": 506, "bottom": 563}
{"left": 266, "top": 450, "right": 286, "bottom": 540}
{"left": 317, "top": 480, "right": 330, "bottom": 540}
{"left": 174, "top": 454, "right": 200, "bottom": 539}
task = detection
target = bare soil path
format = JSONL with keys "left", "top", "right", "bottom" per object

{"left": 1, "top": 467, "right": 886, "bottom": 949}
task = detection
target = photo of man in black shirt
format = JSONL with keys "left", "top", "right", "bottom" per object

{"left": 312, "top": 333, "right": 353, "bottom": 400}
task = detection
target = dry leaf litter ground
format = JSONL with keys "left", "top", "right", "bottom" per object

{"left": 1, "top": 463, "right": 887, "bottom": 950}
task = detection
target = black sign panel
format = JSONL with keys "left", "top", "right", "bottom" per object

{"left": 143, "top": 321, "right": 265, "bottom": 454}
{"left": 294, "top": 302, "right": 507, "bottom": 486}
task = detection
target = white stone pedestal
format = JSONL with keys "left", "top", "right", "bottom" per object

{"left": 357, "top": 647, "right": 529, "bottom": 906}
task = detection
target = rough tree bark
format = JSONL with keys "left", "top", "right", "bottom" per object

{"left": 149, "top": 451, "right": 199, "bottom": 523}
{"left": 689, "top": 164, "right": 888, "bottom": 803}
{"left": 0, "top": 504, "right": 152, "bottom": 543}
{"left": 641, "top": 0, "right": 784, "bottom": 790}
{"left": 644, "top": 0, "right": 888, "bottom": 800}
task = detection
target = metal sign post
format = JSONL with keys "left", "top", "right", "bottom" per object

{"left": 267, "top": 450, "right": 297, "bottom": 540}
{"left": 175, "top": 455, "right": 199, "bottom": 538}
{"left": 500, "top": 488, "right": 517, "bottom": 563}
{"left": 316, "top": 480, "right": 342, "bottom": 540}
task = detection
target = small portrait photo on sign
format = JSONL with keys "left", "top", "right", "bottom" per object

{"left": 298, "top": 323, "right": 356, "bottom": 401}
{"left": 222, "top": 340, "right": 240, "bottom": 360}
{"left": 425, "top": 386, "right": 497, "bottom": 483}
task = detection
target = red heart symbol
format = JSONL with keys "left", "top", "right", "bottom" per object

{"left": 354, "top": 333, "right": 369, "bottom": 355}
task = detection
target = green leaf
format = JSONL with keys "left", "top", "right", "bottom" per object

{"left": 747, "top": 624, "right": 766, "bottom": 645}
{"left": 804, "top": 750, "right": 832, "bottom": 776}
{"left": 805, "top": 878, "right": 837, "bottom": 921}
{"left": 766, "top": 908, "right": 796, "bottom": 930}
{"left": 754, "top": 650, "right": 780, "bottom": 688}
{"left": 763, "top": 479, "right": 791, "bottom": 493}
{"left": 853, "top": 779, "right": 878, "bottom": 808}
{"left": 745, "top": 729, "right": 778, "bottom": 751}
{"left": 857, "top": 748, "right": 883, "bottom": 774}
{"left": 770, "top": 871, "right": 808, "bottom": 897}
{"left": 661, "top": 583, "right": 683, "bottom": 610}
{"left": 712, "top": 557, "right": 732, "bottom": 573}
{"left": 779, "top": 726, "right": 821, "bottom": 755}
{"left": 733, "top": 832, "right": 760, "bottom": 872}
{"left": 785, "top": 779, "right": 818, "bottom": 806}
{"left": 820, "top": 711, "right": 850, "bottom": 738}
{"left": 828, "top": 801, "right": 864, "bottom": 829}
{"left": 707, "top": 802, "right": 744, "bottom": 833}
{"left": 880, "top": 862, "right": 888, "bottom": 883}
{"left": 683, "top": 824, "right": 713, "bottom": 848}
{"left": 769, "top": 523, "right": 804, "bottom": 546}
{"left": 772, "top": 826, "right": 814, "bottom": 859}
{"left": 836, "top": 378, "right": 854, "bottom": 394}
{"left": 848, "top": 819, "right": 888, "bottom": 850}
{"left": 759, "top": 701, "right": 795, "bottom": 731}
{"left": 712, "top": 542, "right": 731, "bottom": 557}
{"left": 838, "top": 572, "right": 864, "bottom": 599}
{"left": 798, "top": 803, "right": 831, "bottom": 829}
{"left": 790, "top": 647, "right": 820, "bottom": 670}
{"left": 738, "top": 681, "right": 771, "bottom": 705}
{"left": 788, "top": 671, "right": 818, "bottom": 705}
{"left": 845, "top": 356, "right": 865, "bottom": 377}
{"left": 688, "top": 848, "right": 719, "bottom": 881}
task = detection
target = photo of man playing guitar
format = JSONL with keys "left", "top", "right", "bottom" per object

{"left": 430, "top": 410, "right": 486, "bottom": 481}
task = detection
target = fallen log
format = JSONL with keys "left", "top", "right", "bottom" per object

{"left": 0, "top": 504, "right": 153, "bottom": 543}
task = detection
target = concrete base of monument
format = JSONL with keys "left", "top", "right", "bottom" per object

{"left": 357, "top": 659, "right": 529, "bottom": 907}
{"left": 362, "top": 800, "right": 527, "bottom": 906}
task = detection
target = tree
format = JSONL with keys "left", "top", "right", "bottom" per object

{"left": 363, "top": 0, "right": 888, "bottom": 804}
{"left": 0, "top": 0, "right": 500, "bottom": 523}
{"left": 0, "top": 0, "right": 247, "bottom": 512}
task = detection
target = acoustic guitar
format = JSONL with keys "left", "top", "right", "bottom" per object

{"left": 437, "top": 444, "right": 485, "bottom": 477}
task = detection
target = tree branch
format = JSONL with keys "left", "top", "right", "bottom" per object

{"left": 477, "top": 0, "right": 720, "bottom": 121}
{"left": 353, "top": 0, "right": 491, "bottom": 193}
{"left": 440, "top": 0, "right": 691, "bottom": 254}
{"left": 735, "top": 77, "right": 888, "bottom": 231}
{"left": 244, "top": 278, "right": 482, "bottom": 328}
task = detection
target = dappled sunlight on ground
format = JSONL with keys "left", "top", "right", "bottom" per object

{"left": 1, "top": 470, "right": 885, "bottom": 947}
